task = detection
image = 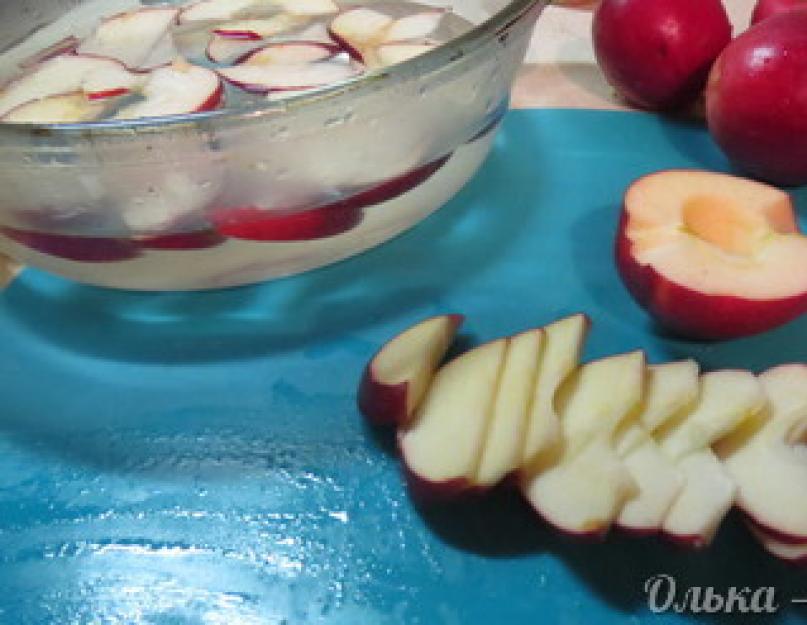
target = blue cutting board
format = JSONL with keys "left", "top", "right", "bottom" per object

{"left": 0, "top": 109, "right": 805, "bottom": 625}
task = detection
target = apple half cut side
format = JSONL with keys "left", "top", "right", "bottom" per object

{"left": 0, "top": 227, "right": 140, "bottom": 262}
{"left": 375, "top": 41, "right": 437, "bottom": 68}
{"left": 209, "top": 154, "right": 449, "bottom": 241}
{"left": 520, "top": 314, "right": 590, "bottom": 467}
{"left": 717, "top": 364, "right": 807, "bottom": 544}
{"left": 615, "top": 170, "right": 807, "bottom": 340}
{"left": 399, "top": 338, "right": 508, "bottom": 501}
{"left": 521, "top": 351, "right": 645, "bottom": 538}
{"left": 0, "top": 54, "right": 142, "bottom": 118}
{"left": 114, "top": 61, "right": 223, "bottom": 120}
{"left": 748, "top": 524, "right": 807, "bottom": 565}
{"left": 77, "top": 7, "right": 180, "bottom": 70}
{"left": 358, "top": 314, "right": 464, "bottom": 427}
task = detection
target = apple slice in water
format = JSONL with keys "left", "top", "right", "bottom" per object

{"left": 384, "top": 11, "right": 445, "bottom": 42}
{"left": 1, "top": 227, "right": 140, "bottom": 262}
{"left": 115, "top": 61, "right": 223, "bottom": 120}
{"left": 376, "top": 42, "right": 437, "bottom": 67}
{"left": 219, "top": 57, "right": 357, "bottom": 93}
{"left": 1, "top": 92, "right": 110, "bottom": 123}
{"left": 206, "top": 34, "right": 267, "bottom": 64}
{"left": 276, "top": 0, "right": 339, "bottom": 16}
{"left": 179, "top": 0, "right": 262, "bottom": 24}
{"left": 359, "top": 314, "right": 464, "bottom": 426}
{"left": 18, "top": 36, "right": 79, "bottom": 69}
{"left": 78, "top": 7, "right": 179, "bottom": 70}
{"left": 0, "top": 55, "right": 141, "bottom": 118}
{"left": 240, "top": 41, "right": 340, "bottom": 64}
{"left": 717, "top": 364, "right": 807, "bottom": 544}
{"left": 328, "top": 8, "right": 394, "bottom": 60}
{"left": 213, "top": 15, "right": 309, "bottom": 39}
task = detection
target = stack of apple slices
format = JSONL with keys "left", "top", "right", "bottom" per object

{"left": 359, "top": 314, "right": 807, "bottom": 561}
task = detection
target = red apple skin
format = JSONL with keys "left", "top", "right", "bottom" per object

{"left": 522, "top": 496, "right": 611, "bottom": 542}
{"left": 399, "top": 446, "right": 493, "bottom": 503}
{"left": 592, "top": 0, "right": 732, "bottom": 110}
{"left": 357, "top": 313, "right": 464, "bottom": 427}
{"left": 706, "top": 10, "right": 807, "bottom": 186}
{"left": 661, "top": 530, "right": 712, "bottom": 550}
{"left": 751, "top": 0, "right": 807, "bottom": 23}
{"left": 615, "top": 211, "right": 807, "bottom": 341}
{"left": 1, "top": 227, "right": 140, "bottom": 262}
{"left": 137, "top": 228, "right": 226, "bottom": 250}
{"left": 745, "top": 514, "right": 807, "bottom": 546}
{"left": 210, "top": 154, "right": 449, "bottom": 241}
{"left": 198, "top": 80, "right": 225, "bottom": 112}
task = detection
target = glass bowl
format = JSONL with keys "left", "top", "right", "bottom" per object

{"left": 0, "top": 0, "right": 547, "bottom": 290}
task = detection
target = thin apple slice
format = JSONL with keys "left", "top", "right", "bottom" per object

{"left": 661, "top": 449, "right": 736, "bottom": 548}
{"left": 399, "top": 339, "right": 508, "bottom": 499}
{"left": 276, "top": 0, "right": 338, "bottom": 16}
{"left": 78, "top": 8, "right": 179, "bottom": 70}
{"left": 0, "top": 55, "right": 141, "bottom": 118}
{"left": 1, "top": 92, "right": 110, "bottom": 123}
{"left": 138, "top": 32, "right": 179, "bottom": 70}
{"left": 206, "top": 34, "right": 267, "bottom": 63}
{"left": 328, "top": 8, "right": 394, "bottom": 60}
{"left": 521, "top": 314, "right": 589, "bottom": 466}
{"left": 522, "top": 437, "right": 637, "bottom": 538}
{"left": 748, "top": 524, "right": 807, "bottom": 565}
{"left": 179, "top": 0, "right": 262, "bottom": 24}
{"left": 358, "top": 314, "right": 464, "bottom": 426}
{"left": 616, "top": 428, "right": 683, "bottom": 534}
{"left": 717, "top": 365, "right": 807, "bottom": 543}
{"left": 19, "top": 35, "right": 79, "bottom": 69}
{"left": 241, "top": 41, "right": 340, "bottom": 64}
{"left": 1, "top": 227, "right": 140, "bottom": 262}
{"left": 384, "top": 11, "right": 445, "bottom": 42}
{"left": 475, "top": 329, "right": 544, "bottom": 487}
{"left": 213, "top": 14, "right": 309, "bottom": 39}
{"left": 657, "top": 370, "right": 766, "bottom": 460}
{"left": 219, "top": 57, "right": 357, "bottom": 93}
{"left": 376, "top": 42, "right": 437, "bottom": 67}
{"left": 522, "top": 351, "right": 645, "bottom": 537}
{"left": 114, "top": 61, "right": 222, "bottom": 120}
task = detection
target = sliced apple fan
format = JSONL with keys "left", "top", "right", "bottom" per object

{"left": 361, "top": 314, "right": 806, "bottom": 561}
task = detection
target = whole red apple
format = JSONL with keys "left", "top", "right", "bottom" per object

{"left": 592, "top": 0, "right": 732, "bottom": 110}
{"left": 706, "top": 10, "right": 807, "bottom": 186}
{"left": 751, "top": 0, "right": 807, "bottom": 24}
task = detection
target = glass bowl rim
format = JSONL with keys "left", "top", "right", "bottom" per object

{"left": 0, "top": 0, "right": 545, "bottom": 137}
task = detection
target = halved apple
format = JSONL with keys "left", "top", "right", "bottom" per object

{"left": 521, "top": 351, "right": 645, "bottom": 537}
{"left": 398, "top": 338, "right": 508, "bottom": 500}
{"left": 717, "top": 365, "right": 807, "bottom": 543}
{"left": 521, "top": 314, "right": 590, "bottom": 466}
{"left": 78, "top": 7, "right": 179, "bottom": 69}
{"left": 615, "top": 170, "right": 807, "bottom": 339}
{"left": 358, "top": 314, "right": 464, "bottom": 427}
{"left": 475, "top": 329, "right": 544, "bottom": 487}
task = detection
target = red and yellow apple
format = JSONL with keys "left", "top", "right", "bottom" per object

{"left": 616, "top": 170, "right": 807, "bottom": 340}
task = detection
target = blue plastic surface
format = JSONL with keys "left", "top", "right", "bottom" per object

{"left": 0, "top": 109, "right": 805, "bottom": 624}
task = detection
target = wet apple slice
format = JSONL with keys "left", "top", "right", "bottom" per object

{"left": 376, "top": 41, "right": 436, "bottom": 67}
{"left": 616, "top": 170, "right": 807, "bottom": 339}
{"left": 384, "top": 11, "right": 445, "bottom": 42}
{"left": 0, "top": 54, "right": 142, "bottom": 118}
{"left": 114, "top": 61, "right": 223, "bottom": 120}
{"left": 1, "top": 92, "right": 111, "bottom": 123}
{"left": 78, "top": 7, "right": 180, "bottom": 70}
{"left": 179, "top": 0, "right": 262, "bottom": 24}
{"left": 206, "top": 34, "right": 267, "bottom": 63}
{"left": 219, "top": 55, "right": 357, "bottom": 93}
{"left": 1, "top": 227, "right": 140, "bottom": 262}
{"left": 328, "top": 7, "right": 394, "bottom": 60}
{"left": 213, "top": 14, "right": 309, "bottom": 39}
{"left": 138, "top": 229, "right": 226, "bottom": 250}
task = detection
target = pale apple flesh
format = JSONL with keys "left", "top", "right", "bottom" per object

{"left": 616, "top": 170, "right": 807, "bottom": 339}
{"left": 717, "top": 365, "right": 807, "bottom": 542}
{"left": 521, "top": 351, "right": 645, "bottom": 537}
{"left": 398, "top": 339, "right": 508, "bottom": 499}
{"left": 358, "top": 314, "right": 464, "bottom": 427}
{"left": 475, "top": 329, "right": 544, "bottom": 487}
{"left": 521, "top": 314, "right": 590, "bottom": 466}
{"left": 749, "top": 524, "right": 807, "bottom": 564}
